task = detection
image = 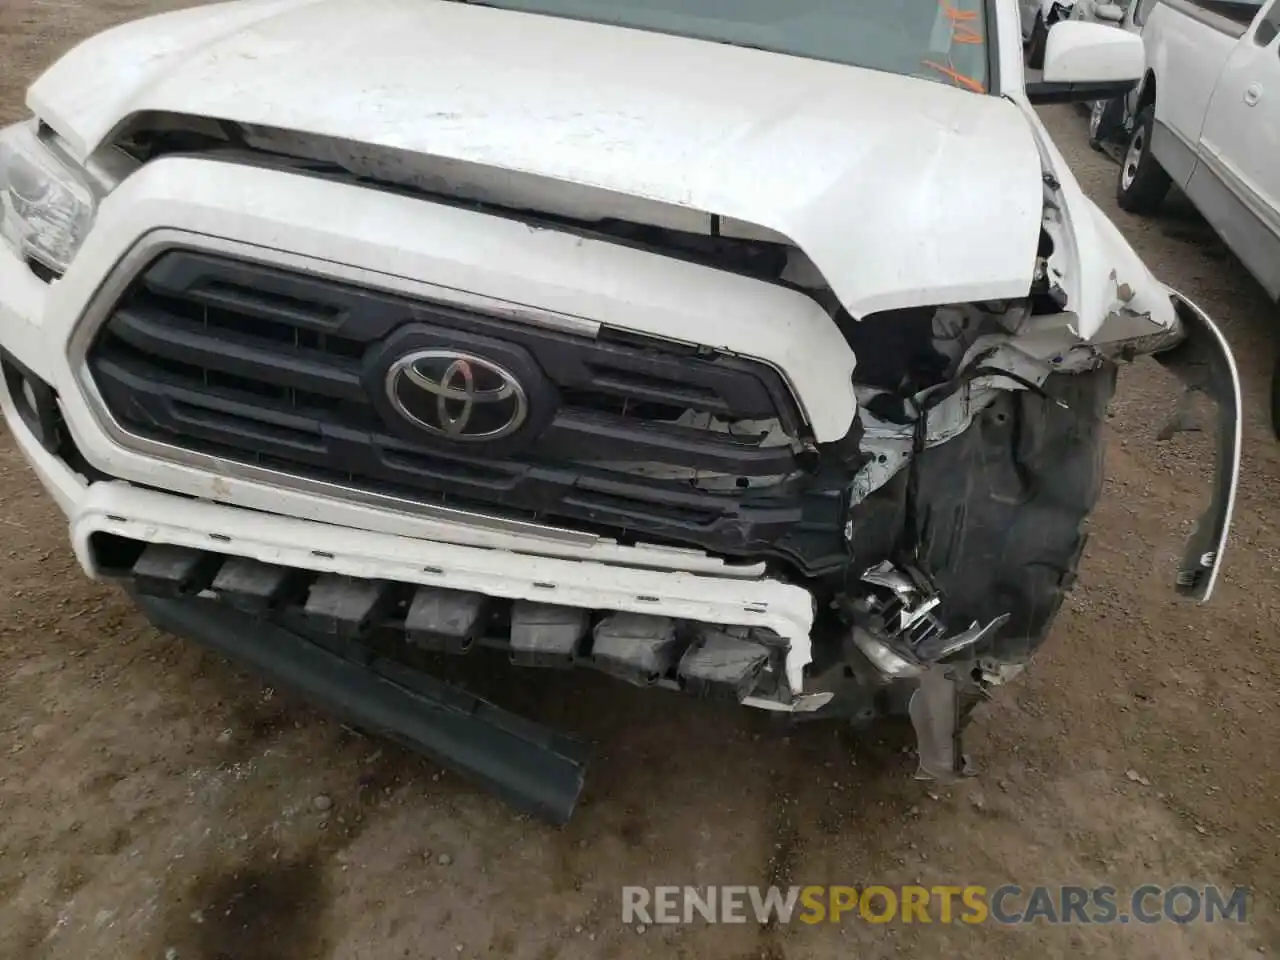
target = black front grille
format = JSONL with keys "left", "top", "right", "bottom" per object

{"left": 87, "top": 251, "right": 866, "bottom": 572}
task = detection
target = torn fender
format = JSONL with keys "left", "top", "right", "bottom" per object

{"left": 1153, "top": 289, "right": 1242, "bottom": 602}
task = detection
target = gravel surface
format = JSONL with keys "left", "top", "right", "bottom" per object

{"left": 1, "top": 4, "right": 1278, "bottom": 958}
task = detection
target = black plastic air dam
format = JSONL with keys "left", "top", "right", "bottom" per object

{"left": 133, "top": 592, "right": 588, "bottom": 824}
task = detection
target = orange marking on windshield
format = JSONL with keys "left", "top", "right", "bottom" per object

{"left": 922, "top": 0, "right": 986, "bottom": 92}
{"left": 940, "top": 0, "right": 984, "bottom": 43}
{"left": 921, "top": 59, "right": 986, "bottom": 93}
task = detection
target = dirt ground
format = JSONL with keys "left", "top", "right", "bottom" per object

{"left": 2, "top": 3, "right": 1279, "bottom": 958}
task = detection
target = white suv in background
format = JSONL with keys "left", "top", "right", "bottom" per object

{"left": 1116, "top": 0, "right": 1280, "bottom": 424}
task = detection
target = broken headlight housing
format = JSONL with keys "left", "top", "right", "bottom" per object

{"left": 0, "top": 121, "right": 96, "bottom": 275}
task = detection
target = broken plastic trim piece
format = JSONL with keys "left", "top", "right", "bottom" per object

{"left": 1153, "top": 289, "right": 1241, "bottom": 603}
{"left": 913, "top": 614, "right": 1010, "bottom": 663}
{"left": 848, "top": 560, "right": 1009, "bottom": 677}
{"left": 908, "top": 665, "right": 976, "bottom": 781}
{"left": 133, "top": 591, "right": 588, "bottom": 824}
{"left": 850, "top": 615, "right": 1008, "bottom": 680}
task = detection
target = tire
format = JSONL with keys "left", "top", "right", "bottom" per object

{"left": 1117, "top": 105, "right": 1171, "bottom": 213}
{"left": 911, "top": 365, "right": 1118, "bottom": 664}
{"left": 1026, "top": 14, "right": 1049, "bottom": 70}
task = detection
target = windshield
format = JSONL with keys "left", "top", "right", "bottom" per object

{"left": 453, "top": 0, "right": 992, "bottom": 94}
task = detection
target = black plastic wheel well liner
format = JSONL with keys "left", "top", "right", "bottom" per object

{"left": 910, "top": 364, "right": 1118, "bottom": 662}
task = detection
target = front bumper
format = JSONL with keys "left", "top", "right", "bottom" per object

{"left": 0, "top": 154, "right": 852, "bottom": 704}
{"left": 0, "top": 388, "right": 818, "bottom": 701}
{"left": 3, "top": 368, "right": 818, "bottom": 823}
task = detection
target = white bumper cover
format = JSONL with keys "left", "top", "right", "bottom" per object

{"left": 2, "top": 387, "right": 817, "bottom": 696}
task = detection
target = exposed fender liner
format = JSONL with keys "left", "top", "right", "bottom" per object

{"left": 1153, "top": 289, "right": 1241, "bottom": 602}
{"left": 911, "top": 364, "right": 1116, "bottom": 663}
{"left": 133, "top": 591, "right": 589, "bottom": 824}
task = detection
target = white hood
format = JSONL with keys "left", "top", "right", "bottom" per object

{"left": 29, "top": 0, "right": 1045, "bottom": 318}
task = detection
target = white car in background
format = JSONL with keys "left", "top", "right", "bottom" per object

{"left": 1115, "top": 0, "right": 1280, "bottom": 427}
{"left": 0, "top": 0, "right": 1242, "bottom": 821}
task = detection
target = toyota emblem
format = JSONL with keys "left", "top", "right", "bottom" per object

{"left": 386, "top": 349, "right": 528, "bottom": 441}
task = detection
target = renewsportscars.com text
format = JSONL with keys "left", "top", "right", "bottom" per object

{"left": 621, "top": 884, "right": 1249, "bottom": 926}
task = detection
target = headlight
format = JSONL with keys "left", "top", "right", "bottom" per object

{"left": 0, "top": 121, "right": 96, "bottom": 275}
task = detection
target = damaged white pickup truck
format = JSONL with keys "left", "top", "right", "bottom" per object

{"left": 0, "top": 0, "right": 1241, "bottom": 822}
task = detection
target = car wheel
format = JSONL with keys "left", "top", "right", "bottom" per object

{"left": 1117, "top": 105, "right": 1171, "bottom": 213}
{"left": 1027, "top": 14, "right": 1049, "bottom": 70}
